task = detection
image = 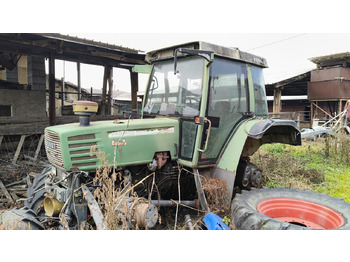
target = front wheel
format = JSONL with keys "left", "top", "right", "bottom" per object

{"left": 231, "top": 187, "right": 350, "bottom": 230}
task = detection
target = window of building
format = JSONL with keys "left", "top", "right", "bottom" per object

{"left": 0, "top": 105, "right": 12, "bottom": 116}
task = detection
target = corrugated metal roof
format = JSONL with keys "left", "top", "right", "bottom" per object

{"left": 36, "top": 33, "right": 143, "bottom": 54}
{"left": 309, "top": 52, "right": 350, "bottom": 68}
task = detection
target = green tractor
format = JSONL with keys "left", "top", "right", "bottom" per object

{"left": 2, "top": 41, "right": 350, "bottom": 230}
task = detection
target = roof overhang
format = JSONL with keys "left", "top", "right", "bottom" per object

{"left": 265, "top": 71, "right": 311, "bottom": 96}
{"left": 309, "top": 52, "right": 350, "bottom": 69}
{"left": 0, "top": 33, "right": 146, "bottom": 69}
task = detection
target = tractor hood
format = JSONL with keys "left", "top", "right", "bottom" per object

{"left": 44, "top": 118, "right": 179, "bottom": 171}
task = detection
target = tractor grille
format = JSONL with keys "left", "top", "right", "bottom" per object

{"left": 68, "top": 133, "right": 98, "bottom": 169}
{"left": 45, "top": 130, "right": 64, "bottom": 167}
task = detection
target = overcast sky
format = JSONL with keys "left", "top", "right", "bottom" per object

{"left": 5, "top": 0, "right": 350, "bottom": 98}
{"left": 52, "top": 33, "right": 350, "bottom": 95}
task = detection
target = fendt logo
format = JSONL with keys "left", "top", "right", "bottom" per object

{"left": 45, "top": 140, "right": 57, "bottom": 150}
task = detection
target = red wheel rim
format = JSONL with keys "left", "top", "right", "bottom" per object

{"left": 257, "top": 198, "right": 345, "bottom": 229}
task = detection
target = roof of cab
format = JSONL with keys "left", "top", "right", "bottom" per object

{"left": 145, "top": 41, "right": 268, "bottom": 68}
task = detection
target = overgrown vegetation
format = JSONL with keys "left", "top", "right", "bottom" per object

{"left": 91, "top": 147, "right": 205, "bottom": 230}
{"left": 92, "top": 147, "right": 127, "bottom": 229}
{"left": 202, "top": 176, "right": 230, "bottom": 215}
{"left": 91, "top": 147, "right": 160, "bottom": 230}
{"left": 252, "top": 135, "right": 350, "bottom": 203}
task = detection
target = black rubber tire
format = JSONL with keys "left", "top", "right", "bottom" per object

{"left": 0, "top": 207, "right": 44, "bottom": 230}
{"left": 231, "top": 187, "right": 350, "bottom": 230}
{"left": 24, "top": 167, "right": 50, "bottom": 218}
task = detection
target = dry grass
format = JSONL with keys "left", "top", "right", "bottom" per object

{"left": 252, "top": 150, "right": 325, "bottom": 190}
{"left": 91, "top": 147, "right": 129, "bottom": 229}
{"left": 324, "top": 131, "right": 350, "bottom": 165}
{"left": 91, "top": 146, "right": 162, "bottom": 230}
{"left": 202, "top": 176, "right": 231, "bottom": 216}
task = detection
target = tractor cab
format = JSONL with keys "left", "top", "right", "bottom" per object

{"left": 139, "top": 42, "right": 271, "bottom": 168}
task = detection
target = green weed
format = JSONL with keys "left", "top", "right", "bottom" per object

{"left": 252, "top": 140, "right": 350, "bottom": 203}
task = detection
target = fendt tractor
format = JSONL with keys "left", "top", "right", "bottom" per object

{"left": 2, "top": 41, "right": 350, "bottom": 230}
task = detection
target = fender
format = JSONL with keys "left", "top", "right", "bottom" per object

{"left": 211, "top": 118, "right": 301, "bottom": 198}
{"left": 246, "top": 118, "right": 301, "bottom": 144}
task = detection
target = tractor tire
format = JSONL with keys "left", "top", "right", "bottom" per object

{"left": 0, "top": 207, "right": 45, "bottom": 230}
{"left": 231, "top": 187, "right": 350, "bottom": 230}
{"left": 24, "top": 167, "right": 50, "bottom": 218}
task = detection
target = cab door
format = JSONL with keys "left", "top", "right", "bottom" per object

{"left": 177, "top": 58, "right": 211, "bottom": 168}
{"left": 198, "top": 57, "right": 251, "bottom": 165}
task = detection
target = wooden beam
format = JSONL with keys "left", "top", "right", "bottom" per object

{"left": 77, "top": 62, "right": 81, "bottom": 100}
{"left": 0, "top": 125, "right": 47, "bottom": 136}
{"left": 130, "top": 70, "right": 139, "bottom": 114}
{"left": 101, "top": 66, "right": 108, "bottom": 116}
{"left": 310, "top": 101, "right": 315, "bottom": 127}
{"left": 312, "top": 102, "right": 332, "bottom": 119}
{"left": 49, "top": 52, "right": 56, "bottom": 126}
{"left": 61, "top": 77, "right": 65, "bottom": 107}
{"left": 34, "top": 134, "right": 44, "bottom": 161}
{"left": 107, "top": 66, "right": 113, "bottom": 115}
{"left": 272, "top": 88, "right": 282, "bottom": 117}
{"left": 0, "top": 179, "right": 14, "bottom": 203}
{"left": 12, "top": 135, "right": 26, "bottom": 164}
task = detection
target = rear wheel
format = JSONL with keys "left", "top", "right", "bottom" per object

{"left": 0, "top": 207, "right": 44, "bottom": 230}
{"left": 24, "top": 167, "right": 50, "bottom": 219}
{"left": 231, "top": 187, "right": 350, "bottom": 230}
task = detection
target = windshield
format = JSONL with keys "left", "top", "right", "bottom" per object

{"left": 143, "top": 57, "right": 205, "bottom": 117}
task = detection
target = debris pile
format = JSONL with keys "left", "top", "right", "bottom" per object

{"left": 0, "top": 134, "right": 48, "bottom": 209}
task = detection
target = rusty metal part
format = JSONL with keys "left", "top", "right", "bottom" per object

{"left": 310, "top": 67, "right": 350, "bottom": 82}
{"left": 150, "top": 200, "right": 198, "bottom": 208}
{"left": 133, "top": 201, "right": 158, "bottom": 229}
{"left": 112, "top": 139, "right": 127, "bottom": 147}
{"left": 116, "top": 196, "right": 159, "bottom": 229}
{"left": 155, "top": 152, "right": 168, "bottom": 169}
{"left": 308, "top": 80, "right": 350, "bottom": 100}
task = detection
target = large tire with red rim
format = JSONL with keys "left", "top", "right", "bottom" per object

{"left": 231, "top": 187, "right": 350, "bottom": 230}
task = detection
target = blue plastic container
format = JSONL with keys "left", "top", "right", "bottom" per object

{"left": 204, "top": 213, "right": 230, "bottom": 230}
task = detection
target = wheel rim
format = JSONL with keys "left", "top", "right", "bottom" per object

{"left": 257, "top": 198, "right": 345, "bottom": 229}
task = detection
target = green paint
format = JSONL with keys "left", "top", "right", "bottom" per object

{"left": 192, "top": 59, "right": 212, "bottom": 166}
{"left": 132, "top": 65, "right": 153, "bottom": 74}
{"left": 217, "top": 119, "right": 260, "bottom": 172}
{"left": 247, "top": 65, "right": 255, "bottom": 113}
{"left": 46, "top": 118, "right": 179, "bottom": 171}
